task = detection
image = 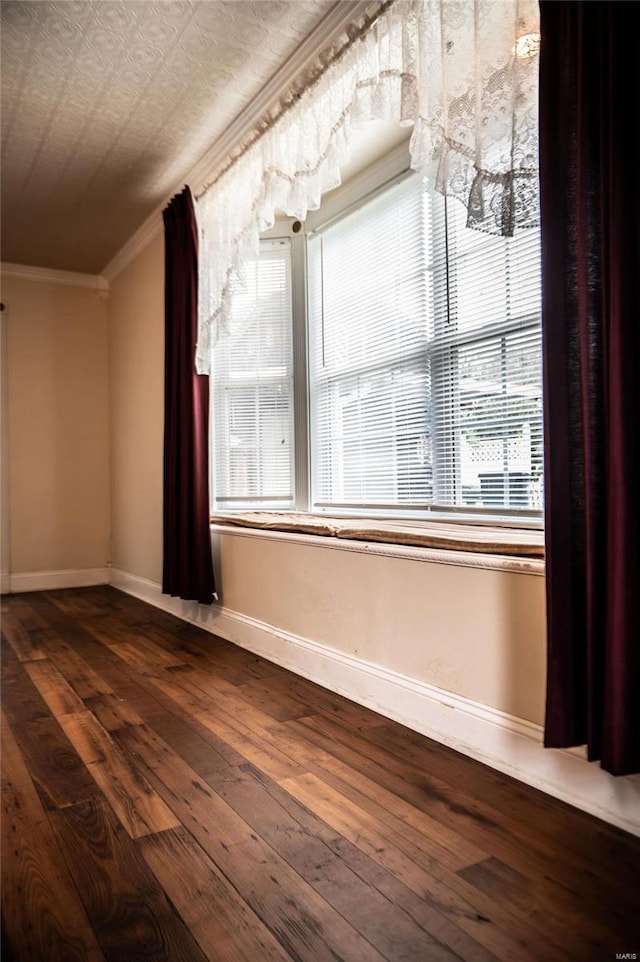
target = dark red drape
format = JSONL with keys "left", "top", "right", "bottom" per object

{"left": 162, "top": 187, "right": 216, "bottom": 605}
{"left": 539, "top": 2, "right": 640, "bottom": 774}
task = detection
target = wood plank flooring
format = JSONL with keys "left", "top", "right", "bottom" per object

{"left": 1, "top": 586, "right": 639, "bottom": 962}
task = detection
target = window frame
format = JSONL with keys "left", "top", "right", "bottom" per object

{"left": 210, "top": 140, "right": 544, "bottom": 531}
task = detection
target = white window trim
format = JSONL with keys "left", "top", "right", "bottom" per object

{"left": 210, "top": 140, "right": 544, "bottom": 550}
{"left": 211, "top": 521, "right": 545, "bottom": 575}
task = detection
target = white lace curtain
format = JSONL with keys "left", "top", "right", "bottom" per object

{"left": 195, "top": 0, "right": 540, "bottom": 375}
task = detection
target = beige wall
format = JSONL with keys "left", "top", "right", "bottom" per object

{"left": 217, "top": 531, "right": 547, "bottom": 725}
{"left": 1, "top": 274, "right": 110, "bottom": 576}
{"left": 108, "top": 234, "right": 164, "bottom": 584}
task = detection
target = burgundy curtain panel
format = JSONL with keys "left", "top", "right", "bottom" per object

{"left": 162, "top": 186, "right": 216, "bottom": 605}
{"left": 539, "top": 2, "right": 640, "bottom": 774}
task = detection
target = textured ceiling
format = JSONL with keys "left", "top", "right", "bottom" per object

{"left": 0, "top": 0, "right": 338, "bottom": 274}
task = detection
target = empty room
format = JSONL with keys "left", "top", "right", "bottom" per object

{"left": 1, "top": 1, "right": 639, "bottom": 960}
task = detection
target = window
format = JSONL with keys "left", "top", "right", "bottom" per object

{"left": 210, "top": 239, "right": 295, "bottom": 510}
{"left": 211, "top": 153, "right": 543, "bottom": 525}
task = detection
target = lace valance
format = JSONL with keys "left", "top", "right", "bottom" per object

{"left": 195, "top": 0, "right": 540, "bottom": 375}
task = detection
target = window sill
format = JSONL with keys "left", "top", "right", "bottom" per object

{"left": 210, "top": 512, "right": 545, "bottom": 575}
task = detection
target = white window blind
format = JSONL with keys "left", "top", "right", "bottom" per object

{"left": 211, "top": 239, "right": 294, "bottom": 510}
{"left": 308, "top": 174, "right": 543, "bottom": 517}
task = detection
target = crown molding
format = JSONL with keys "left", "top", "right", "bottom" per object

{"left": 101, "top": 212, "right": 163, "bottom": 285}
{"left": 100, "top": 0, "right": 374, "bottom": 283}
{"left": 186, "top": 0, "right": 375, "bottom": 196}
{"left": 0, "top": 262, "right": 108, "bottom": 292}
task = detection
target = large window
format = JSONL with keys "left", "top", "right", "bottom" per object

{"left": 211, "top": 158, "right": 542, "bottom": 524}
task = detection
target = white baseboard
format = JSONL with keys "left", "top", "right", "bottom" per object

{"left": 110, "top": 566, "right": 640, "bottom": 837}
{"left": 1, "top": 570, "right": 11, "bottom": 595}
{"left": 8, "top": 567, "right": 110, "bottom": 593}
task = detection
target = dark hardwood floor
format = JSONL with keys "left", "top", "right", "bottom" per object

{"left": 1, "top": 586, "right": 639, "bottom": 962}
